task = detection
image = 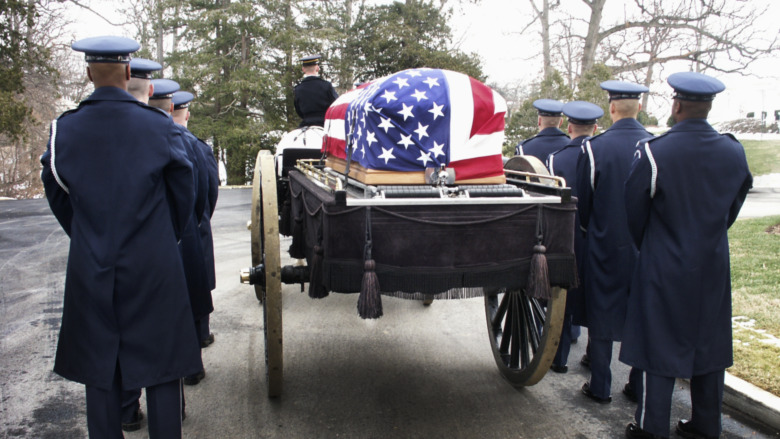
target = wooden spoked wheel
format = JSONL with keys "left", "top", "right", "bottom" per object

{"left": 484, "top": 159, "right": 567, "bottom": 387}
{"left": 250, "top": 150, "right": 283, "bottom": 397}
{"left": 484, "top": 287, "right": 567, "bottom": 387}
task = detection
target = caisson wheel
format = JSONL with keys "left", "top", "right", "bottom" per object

{"left": 250, "top": 150, "right": 283, "bottom": 397}
{"left": 484, "top": 287, "right": 566, "bottom": 387}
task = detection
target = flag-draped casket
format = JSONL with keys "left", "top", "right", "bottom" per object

{"left": 322, "top": 68, "right": 508, "bottom": 184}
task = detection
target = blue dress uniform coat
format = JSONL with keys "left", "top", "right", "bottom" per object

{"left": 294, "top": 76, "right": 339, "bottom": 127}
{"left": 548, "top": 136, "right": 589, "bottom": 313}
{"left": 40, "top": 86, "right": 203, "bottom": 391}
{"left": 177, "top": 125, "right": 214, "bottom": 319}
{"left": 575, "top": 118, "right": 652, "bottom": 339}
{"left": 619, "top": 119, "right": 752, "bottom": 378}
{"left": 195, "top": 135, "right": 219, "bottom": 290}
{"left": 515, "top": 127, "right": 570, "bottom": 161}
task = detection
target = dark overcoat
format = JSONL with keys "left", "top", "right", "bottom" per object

{"left": 294, "top": 76, "right": 339, "bottom": 127}
{"left": 575, "top": 118, "right": 652, "bottom": 339}
{"left": 177, "top": 125, "right": 213, "bottom": 319}
{"left": 192, "top": 134, "right": 219, "bottom": 290}
{"left": 548, "top": 135, "right": 588, "bottom": 316}
{"left": 40, "top": 86, "right": 203, "bottom": 391}
{"left": 515, "top": 127, "right": 570, "bottom": 163}
{"left": 619, "top": 119, "right": 752, "bottom": 378}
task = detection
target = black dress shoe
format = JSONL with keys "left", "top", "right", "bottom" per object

{"left": 625, "top": 422, "right": 665, "bottom": 439}
{"left": 183, "top": 369, "right": 206, "bottom": 385}
{"left": 550, "top": 363, "right": 568, "bottom": 373}
{"left": 121, "top": 408, "right": 144, "bottom": 432}
{"left": 623, "top": 382, "right": 638, "bottom": 402}
{"left": 676, "top": 420, "right": 717, "bottom": 439}
{"left": 580, "top": 353, "right": 590, "bottom": 369}
{"left": 201, "top": 333, "right": 215, "bottom": 348}
{"left": 581, "top": 381, "right": 611, "bottom": 404}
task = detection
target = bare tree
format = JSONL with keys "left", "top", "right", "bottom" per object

{"left": 573, "top": 0, "right": 779, "bottom": 80}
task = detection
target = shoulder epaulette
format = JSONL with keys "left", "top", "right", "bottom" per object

{"left": 56, "top": 107, "right": 80, "bottom": 121}
{"left": 723, "top": 132, "right": 739, "bottom": 142}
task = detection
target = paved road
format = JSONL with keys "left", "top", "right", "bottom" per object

{"left": 1, "top": 188, "right": 778, "bottom": 438}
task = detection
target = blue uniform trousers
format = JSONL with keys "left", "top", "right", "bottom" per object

{"left": 197, "top": 314, "right": 210, "bottom": 344}
{"left": 587, "top": 338, "right": 614, "bottom": 399}
{"left": 635, "top": 369, "right": 724, "bottom": 438}
{"left": 553, "top": 313, "right": 574, "bottom": 367}
{"left": 89, "top": 363, "right": 182, "bottom": 438}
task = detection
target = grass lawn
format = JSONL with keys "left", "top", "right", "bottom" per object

{"left": 729, "top": 215, "right": 780, "bottom": 396}
{"left": 739, "top": 138, "right": 780, "bottom": 176}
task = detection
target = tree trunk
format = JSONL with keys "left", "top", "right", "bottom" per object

{"left": 580, "top": 0, "right": 606, "bottom": 77}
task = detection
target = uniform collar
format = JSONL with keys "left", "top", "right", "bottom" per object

{"left": 609, "top": 118, "right": 645, "bottom": 130}
{"left": 669, "top": 118, "right": 715, "bottom": 132}
{"left": 538, "top": 127, "right": 567, "bottom": 136}
{"left": 83, "top": 86, "right": 139, "bottom": 103}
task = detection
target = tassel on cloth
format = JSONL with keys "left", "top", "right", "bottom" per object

{"left": 526, "top": 205, "right": 551, "bottom": 300}
{"left": 526, "top": 244, "right": 551, "bottom": 300}
{"left": 289, "top": 219, "right": 306, "bottom": 259}
{"left": 279, "top": 199, "right": 292, "bottom": 236}
{"left": 357, "top": 207, "right": 382, "bottom": 319}
{"left": 308, "top": 244, "right": 328, "bottom": 298}
{"left": 358, "top": 259, "right": 382, "bottom": 319}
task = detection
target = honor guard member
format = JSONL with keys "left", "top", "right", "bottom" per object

{"left": 515, "top": 99, "right": 570, "bottom": 163}
{"left": 172, "top": 90, "right": 219, "bottom": 349}
{"left": 575, "top": 80, "right": 652, "bottom": 406}
{"left": 293, "top": 54, "right": 339, "bottom": 127}
{"left": 127, "top": 58, "right": 161, "bottom": 103}
{"left": 621, "top": 72, "right": 752, "bottom": 439}
{"left": 149, "top": 79, "right": 213, "bottom": 387}
{"left": 546, "top": 101, "right": 603, "bottom": 375}
{"left": 40, "top": 36, "right": 201, "bottom": 438}
{"left": 120, "top": 58, "right": 167, "bottom": 433}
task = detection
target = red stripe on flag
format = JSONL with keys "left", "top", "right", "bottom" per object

{"left": 449, "top": 154, "right": 505, "bottom": 180}
{"left": 469, "top": 77, "right": 498, "bottom": 137}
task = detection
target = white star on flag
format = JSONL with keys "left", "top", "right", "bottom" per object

{"left": 429, "top": 102, "right": 445, "bottom": 120}
{"left": 417, "top": 151, "right": 432, "bottom": 166}
{"left": 377, "top": 117, "right": 394, "bottom": 133}
{"left": 430, "top": 141, "right": 445, "bottom": 158}
{"left": 397, "top": 103, "right": 414, "bottom": 121}
{"left": 423, "top": 77, "right": 439, "bottom": 88}
{"left": 378, "top": 147, "right": 395, "bottom": 164}
{"left": 393, "top": 77, "right": 409, "bottom": 89}
{"left": 414, "top": 122, "right": 429, "bottom": 140}
{"left": 397, "top": 134, "right": 415, "bottom": 149}
{"left": 411, "top": 89, "right": 428, "bottom": 102}
{"left": 407, "top": 70, "right": 422, "bottom": 77}
{"left": 366, "top": 131, "right": 377, "bottom": 147}
{"left": 381, "top": 89, "right": 397, "bottom": 103}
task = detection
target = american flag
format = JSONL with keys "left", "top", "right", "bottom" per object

{"left": 322, "top": 68, "right": 507, "bottom": 181}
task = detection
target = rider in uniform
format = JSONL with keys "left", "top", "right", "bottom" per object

{"left": 40, "top": 36, "right": 201, "bottom": 438}
{"left": 515, "top": 99, "right": 570, "bottom": 163}
{"left": 575, "top": 80, "right": 652, "bottom": 406}
{"left": 546, "top": 101, "right": 603, "bottom": 376}
{"left": 293, "top": 54, "right": 339, "bottom": 127}
{"left": 621, "top": 72, "right": 752, "bottom": 439}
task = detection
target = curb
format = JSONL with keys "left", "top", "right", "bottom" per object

{"left": 724, "top": 372, "right": 780, "bottom": 432}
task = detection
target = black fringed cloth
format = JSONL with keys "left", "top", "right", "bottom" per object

{"left": 287, "top": 170, "right": 577, "bottom": 299}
